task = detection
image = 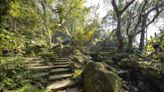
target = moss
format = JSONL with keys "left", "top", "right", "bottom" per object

{"left": 119, "top": 58, "right": 139, "bottom": 69}
{"left": 101, "top": 62, "right": 117, "bottom": 73}
{"left": 112, "top": 53, "right": 129, "bottom": 62}
{"left": 83, "top": 62, "right": 122, "bottom": 92}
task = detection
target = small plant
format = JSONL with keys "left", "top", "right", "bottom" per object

{"left": 73, "top": 69, "right": 83, "bottom": 81}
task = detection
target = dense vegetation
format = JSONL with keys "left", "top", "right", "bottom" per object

{"left": 0, "top": 0, "right": 164, "bottom": 92}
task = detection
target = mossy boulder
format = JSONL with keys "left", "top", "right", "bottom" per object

{"left": 82, "top": 62, "right": 122, "bottom": 92}
{"left": 112, "top": 53, "right": 129, "bottom": 62}
{"left": 101, "top": 62, "right": 117, "bottom": 73}
{"left": 119, "top": 58, "right": 139, "bottom": 69}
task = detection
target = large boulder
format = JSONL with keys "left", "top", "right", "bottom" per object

{"left": 82, "top": 62, "right": 122, "bottom": 92}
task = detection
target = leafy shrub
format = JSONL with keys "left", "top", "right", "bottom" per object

{"left": 50, "top": 44, "right": 64, "bottom": 56}
{"left": 0, "top": 29, "right": 25, "bottom": 57}
{"left": 73, "top": 69, "right": 83, "bottom": 81}
{"left": 24, "top": 45, "right": 48, "bottom": 56}
{"left": 0, "top": 59, "right": 31, "bottom": 91}
{"left": 39, "top": 51, "right": 54, "bottom": 62}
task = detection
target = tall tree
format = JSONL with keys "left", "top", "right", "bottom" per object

{"left": 111, "top": 0, "right": 135, "bottom": 51}
{"left": 39, "top": 0, "right": 54, "bottom": 47}
{"left": 122, "top": 0, "right": 164, "bottom": 51}
{"left": 52, "top": 0, "right": 96, "bottom": 46}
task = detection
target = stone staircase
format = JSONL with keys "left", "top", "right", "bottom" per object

{"left": 27, "top": 57, "right": 81, "bottom": 92}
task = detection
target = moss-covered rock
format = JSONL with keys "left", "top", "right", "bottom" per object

{"left": 101, "top": 62, "right": 117, "bottom": 73}
{"left": 112, "top": 53, "right": 129, "bottom": 62}
{"left": 119, "top": 58, "right": 139, "bottom": 69}
{"left": 82, "top": 62, "right": 122, "bottom": 92}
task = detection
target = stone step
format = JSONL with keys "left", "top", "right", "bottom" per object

{"left": 117, "top": 70, "right": 129, "bottom": 74}
{"left": 53, "top": 62, "right": 70, "bottom": 65}
{"left": 46, "top": 79, "right": 76, "bottom": 91}
{"left": 28, "top": 66, "right": 55, "bottom": 70}
{"left": 32, "top": 68, "right": 71, "bottom": 78}
{"left": 27, "top": 59, "right": 44, "bottom": 63}
{"left": 53, "top": 65, "right": 70, "bottom": 68}
{"left": 49, "top": 73, "right": 73, "bottom": 80}
{"left": 26, "top": 63, "right": 44, "bottom": 67}
{"left": 56, "top": 58, "right": 70, "bottom": 60}
{"left": 28, "top": 64, "right": 70, "bottom": 70}
{"left": 50, "top": 68, "right": 70, "bottom": 73}
{"left": 32, "top": 72, "right": 49, "bottom": 78}
{"left": 57, "top": 88, "right": 81, "bottom": 92}
{"left": 55, "top": 59, "right": 70, "bottom": 62}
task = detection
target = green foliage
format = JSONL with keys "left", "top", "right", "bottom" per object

{"left": 73, "top": 69, "right": 83, "bottom": 81}
{"left": 24, "top": 44, "right": 49, "bottom": 56}
{"left": 0, "top": 57, "right": 32, "bottom": 90}
{"left": 72, "top": 20, "right": 99, "bottom": 46}
{"left": 0, "top": 28, "right": 25, "bottom": 55}
{"left": 8, "top": 0, "right": 21, "bottom": 17}
{"left": 50, "top": 44, "right": 64, "bottom": 56}
{"left": 143, "top": 33, "right": 164, "bottom": 71}
{"left": 53, "top": 0, "right": 99, "bottom": 46}
{"left": 0, "top": 0, "right": 53, "bottom": 56}
{"left": 0, "top": 57, "right": 47, "bottom": 91}
{"left": 0, "top": 29, "right": 14, "bottom": 49}
{"left": 39, "top": 51, "right": 54, "bottom": 62}
{"left": 0, "top": 0, "right": 99, "bottom": 53}
{"left": 9, "top": 84, "right": 48, "bottom": 92}
{"left": 145, "top": 33, "right": 164, "bottom": 53}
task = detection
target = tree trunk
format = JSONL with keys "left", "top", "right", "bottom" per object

{"left": 127, "top": 36, "right": 133, "bottom": 52}
{"left": 42, "top": 0, "right": 52, "bottom": 47}
{"left": 139, "top": 15, "right": 147, "bottom": 51}
{"left": 139, "top": 29, "right": 145, "bottom": 51}
{"left": 116, "top": 16, "right": 124, "bottom": 51}
{"left": 111, "top": 0, "right": 135, "bottom": 52}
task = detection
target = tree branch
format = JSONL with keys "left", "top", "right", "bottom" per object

{"left": 111, "top": 0, "right": 120, "bottom": 16}
{"left": 133, "top": 9, "right": 164, "bottom": 36}
{"left": 121, "top": 0, "right": 135, "bottom": 14}
{"left": 131, "top": 0, "right": 148, "bottom": 35}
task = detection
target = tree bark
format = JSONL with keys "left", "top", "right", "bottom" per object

{"left": 111, "top": 0, "right": 135, "bottom": 51}
{"left": 127, "top": 36, "right": 133, "bottom": 52}
{"left": 116, "top": 15, "right": 124, "bottom": 51}
{"left": 139, "top": 15, "right": 147, "bottom": 51}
